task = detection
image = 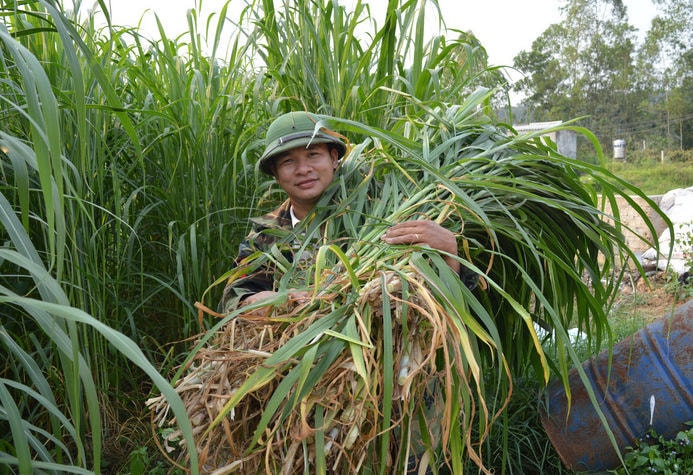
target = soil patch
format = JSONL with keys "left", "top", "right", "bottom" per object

{"left": 615, "top": 270, "right": 692, "bottom": 324}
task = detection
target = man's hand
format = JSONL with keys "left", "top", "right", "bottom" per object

{"left": 381, "top": 220, "right": 461, "bottom": 273}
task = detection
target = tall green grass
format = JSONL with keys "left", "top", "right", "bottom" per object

{"left": 168, "top": 100, "right": 654, "bottom": 472}
{"left": 0, "top": 0, "right": 665, "bottom": 473}
{"left": 0, "top": 2, "right": 200, "bottom": 471}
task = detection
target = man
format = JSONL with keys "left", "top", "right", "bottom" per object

{"left": 219, "top": 110, "right": 467, "bottom": 314}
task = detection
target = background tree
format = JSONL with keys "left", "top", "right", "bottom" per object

{"left": 513, "top": 0, "right": 692, "bottom": 157}
{"left": 636, "top": 0, "right": 693, "bottom": 150}
{"left": 513, "top": 0, "right": 637, "bottom": 147}
{"left": 512, "top": 24, "right": 572, "bottom": 117}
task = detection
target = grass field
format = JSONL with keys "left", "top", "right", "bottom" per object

{"left": 608, "top": 160, "right": 693, "bottom": 195}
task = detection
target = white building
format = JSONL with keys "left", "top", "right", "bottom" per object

{"left": 514, "top": 121, "right": 577, "bottom": 159}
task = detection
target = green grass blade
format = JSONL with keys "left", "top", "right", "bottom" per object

{"left": 0, "top": 380, "right": 32, "bottom": 474}
{"left": 378, "top": 273, "right": 394, "bottom": 474}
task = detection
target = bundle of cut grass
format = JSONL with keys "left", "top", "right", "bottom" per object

{"left": 148, "top": 91, "right": 659, "bottom": 473}
{"left": 150, "top": 269, "right": 452, "bottom": 473}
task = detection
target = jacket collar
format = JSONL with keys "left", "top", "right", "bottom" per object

{"left": 249, "top": 199, "right": 293, "bottom": 230}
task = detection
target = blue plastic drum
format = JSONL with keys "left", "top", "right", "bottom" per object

{"left": 540, "top": 300, "right": 693, "bottom": 472}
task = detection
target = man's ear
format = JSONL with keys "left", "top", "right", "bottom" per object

{"left": 331, "top": 147, "right": 339, "bottom": 169}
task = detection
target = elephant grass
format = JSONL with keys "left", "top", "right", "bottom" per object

{"left": 148, "top": 94, "right": 659, "bottom": 473}
{"left": 1, "top": 1, "right": 666, "bottom": 473}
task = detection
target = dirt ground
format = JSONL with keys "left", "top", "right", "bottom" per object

{"left": 614, "top": 270, "right": 692, "bottom": 324}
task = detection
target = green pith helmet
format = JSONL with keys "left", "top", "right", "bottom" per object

{"left": 258, "top": 111, "right": 347, "bottom": 175}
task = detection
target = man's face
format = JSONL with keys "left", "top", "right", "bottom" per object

{"left": 272, "top": 143, "right": 339, "bottom": 210}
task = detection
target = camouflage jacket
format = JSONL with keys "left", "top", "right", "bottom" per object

{"left": 218, "top": 199, "right": 306, "bottom": 313}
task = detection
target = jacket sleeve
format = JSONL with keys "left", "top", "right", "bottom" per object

{"left": 217, "top": 235, "right": 276, "bottom": 314}
{"left": 459, "top": 265, "right": 479, "bottom": 291}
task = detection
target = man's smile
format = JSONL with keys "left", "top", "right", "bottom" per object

{"left": 296, "top": 178, "right": 319, "bottom": 189}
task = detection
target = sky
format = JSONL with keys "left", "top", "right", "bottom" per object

{"left": 93, "top": 0, "right": 659, "bottom": 74}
